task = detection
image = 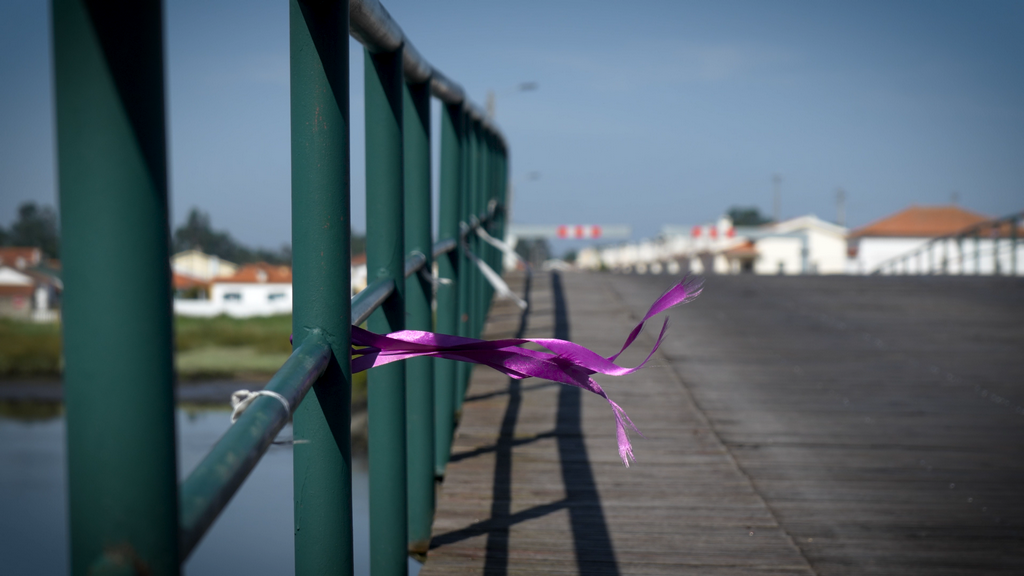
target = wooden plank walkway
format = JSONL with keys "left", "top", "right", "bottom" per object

{"left": 422, "top": 272, "right": 1024, "bottom": 575}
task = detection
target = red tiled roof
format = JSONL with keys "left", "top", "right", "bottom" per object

{"left": 0, "top": 247, "right": 42, "bottom": 269}
{"left": 173, "top": 272, "right": 209, "bottom": 290}
{"left": 724, "top": 240, "right": 758, "bottom": 258}
{"left": 0, "top": 285, "right": 34, "bottom": 298}
{"left": 217, "top": 263, "right": 292, "bottom": 284}
{"left": 850, "top": 205, "right": 990, "bottom": 238}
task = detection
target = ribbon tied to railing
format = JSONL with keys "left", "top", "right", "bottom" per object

{"left": 351, "top": 274, "right": 703, "bottom": 467}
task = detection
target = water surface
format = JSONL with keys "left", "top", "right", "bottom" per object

{"left": 0, "top": 406, "right": 416, "bottom": 575}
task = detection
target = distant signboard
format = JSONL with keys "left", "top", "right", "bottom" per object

{"left": 509, "top": 224, "right": 631, "bottom": 240}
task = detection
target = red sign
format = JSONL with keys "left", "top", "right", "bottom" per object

{"left": 557, "top": 225, "right": 568, "bottom": 238}
{"left": 591, "top": 225, "right": 602, "bottom": 239}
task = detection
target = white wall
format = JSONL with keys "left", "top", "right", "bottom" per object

{"left": 808, "top": 230, "right": 848, "bottom": 274}
{"left": 868, "top": 237, "right": 1024, "bottom": 276}
{"left": 853, "top": 237, "right": 931, "bottom": 274}
{"left": 754, "top": 237, "right": 803, "bottom": 275}
{"left": 175, "top": 282, "right": 292, "bottom": 317}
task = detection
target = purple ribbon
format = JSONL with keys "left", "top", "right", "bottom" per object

{"left": 351, "top": 275, "right": 704, "bottom": 467}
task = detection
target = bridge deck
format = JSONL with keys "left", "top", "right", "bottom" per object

{"left": 421, "top": 272, "right": 1024, "bottom": 575}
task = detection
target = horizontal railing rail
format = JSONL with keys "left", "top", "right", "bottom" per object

{"left": 178, "top": 207, "right": 497, "bottom": 555}
{"left": 53, "top": 0, "right": 510, "bottom": 572}
{"left": 870, "top": 211, "right": 1022, "bottom": 276}
{"left": 178, "top": 332, "right": 333, "bottom": 559}
{"left": 348, "top": 0, "right": 504, "bottom": 146}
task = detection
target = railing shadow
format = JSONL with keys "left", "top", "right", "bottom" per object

{"left": 431, "top": 271, "right": 618, "bottom": 575}
{"left": 551, "top": 271, "right": 619, "bottom": 575}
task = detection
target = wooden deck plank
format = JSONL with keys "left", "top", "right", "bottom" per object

{"left": 422, "top": 272, "right": 1024, "bottom": 574}
{"left": 422, "top": 271, "right": 812, "bottom": 575}
{"left": 611, "top": 274, "right": 1024, "bottom": 575}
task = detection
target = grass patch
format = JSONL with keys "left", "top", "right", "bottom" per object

{"left": 0, "top": 319, "right": 62, "bottom": 377}
{"left": 175, "top": 314, "right": 293, "bottom": 354}
{"left": 173, "top": 314, "right": 294, "bottom": 379}
{"left": 176, "top": 346, "right": 292, "bottom": 379}
{"left": 1, "top": 314, "right": 370, "bottom": 406}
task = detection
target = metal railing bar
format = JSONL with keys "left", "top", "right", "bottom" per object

{"left": 176, "top": 202, "right": 505, "bottom": 560}
{"left": 353, "top": 277, "right": 396, "bottom": 326}
{"left": 432, "top": 238, "right": 457, "bottom": 258}
{"left": 347, "top": 0, "right": 503, "bottom": 144}
{"left": 435, "top": 210, "right": 496, "bottom": 258}
{"left": 178, "top": 332, "right": 333, "bottom": 560}
{"left": 355, "top": 208, "right": 498, "bottom": 324}
{"left": 404, "top": 251, "right": 427, "bottom": 278}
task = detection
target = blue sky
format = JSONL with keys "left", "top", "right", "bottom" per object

{"left": 1, "top": 0, "right": 1022, "bottom": 252}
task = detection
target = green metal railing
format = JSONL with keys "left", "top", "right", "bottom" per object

{"left": 870, "top": 211, "right": 1022, "bottom": 276}
{"left": 52, "top": 0, "right": 508, "bottom": 574}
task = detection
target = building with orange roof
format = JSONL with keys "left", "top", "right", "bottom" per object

{"left": 850, "top": 205, "right": 990, "bottom": 240}
{"left": 0, "top": 247, "right": 43, "bottom": 270}
{"left": 174, "top": 262, "right": 293, "bottom": 317}
{"left": 847, "top": 205, "right": 1012, "bottom": 274}
{"left": 171, "top": 249, "right": 238, "bottom": 281}
{"left": 0, "top": 248, "right": 62, "bottom": 321}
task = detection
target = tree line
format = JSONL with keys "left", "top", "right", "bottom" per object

{"left": 0, "top": 202, "right": 369, "bottom": 266}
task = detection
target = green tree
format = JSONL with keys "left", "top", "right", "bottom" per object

{"left": 727, "top": 206, "right": 773, "bottom": 226}
{"left": 173, "top": 208, "right": 239, "bottom": 260}
{"left": 6, "top": 202, "right": 60, "bottom": 258}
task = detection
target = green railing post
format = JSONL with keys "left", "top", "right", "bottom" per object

{"left": 472, "top": 121, "right": 488, "bottom": 338}
{"left": 403, "top": 78, "right": 435, "bottom": 554}
{"left": 289, "top": 1, "right": 353, "bottom": 574}
{"left": 435, "top": 103, "right": 463, "bottom": 477}
{"left": 455, "top": 109, "right": 473, "bottom": 413}
{"left": 53, "top": 1, "right": 179, "bottom": 573}
{"left": 487, "top": 135, "right": 502, "bottom": 278}
{"left": 365, "top": 44, "right": 408, "bottom": 576}
{"left": 496, "top": 144, "right": 510, "bottom": 271}
{"left": 481, "top": 132, "right": 495, "bottom": 307}
{"left": 465, "top": 118, "right": 479, "bottom": 341}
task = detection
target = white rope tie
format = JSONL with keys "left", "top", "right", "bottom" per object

{"left": 230, "top": 389, "right": 291, "bottom": 423}
{"left": 475, "top": 226, "right": 526, "bottom": 268}
{"left": 460, "top": 230, "right": 527, "bottom": 310}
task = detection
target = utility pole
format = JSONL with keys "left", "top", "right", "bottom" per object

{"left": 772, "top": 173, "right": 783, "bottom": 222}
{"left": 486, "top": 82, "right": 537, "bottom": 120}
{"left": 836, "top": 187, "right": 846, "bottom": 227}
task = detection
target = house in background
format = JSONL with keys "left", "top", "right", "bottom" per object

{"left": 848, "top": 205, "right": 991, "bottom": 274}
{"left": 171, "top": 249, "right": 238, "bottom": 282}
{"left": 173, "top": 271, "right": 210, "bottom": 300}
{"left": 0, "top": 247, "right": 43, "bottom": 270}
{"left": 174, "top": 263, "right": 292, "bottom": 318}
{"left": 741, "top": 215, "right": 849, "bottom": 275}
{"left": 0, "top": 247, "right": 62, "bottom": 321}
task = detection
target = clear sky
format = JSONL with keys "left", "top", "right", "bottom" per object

{"left": 1, "top": 0, "right": 1022, "bottom": 252}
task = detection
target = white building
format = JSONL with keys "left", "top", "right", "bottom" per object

{"left": 174, "top": 263, "right": 292, "bottom": 318}
{"left": 171, "top": 249, "right": 238, "bottom": 282}
{"left": 578, "top": 215, "right": 846, "bottom": 276}
{"left": 848, "top": 205, "right": 992, "bottom": 274}
{"left": 738, "top": 215, "right": 848, "bottom": 275}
